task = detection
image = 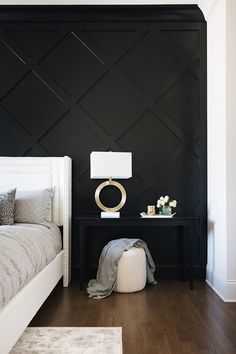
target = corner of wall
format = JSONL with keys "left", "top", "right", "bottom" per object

{"left": 206, "top": 267, "right": 236, "bottom": 301}
{"left": 206, "top": 0, "right": 229, "bottom": 300}
{"left": 198, "top": 0, "right": 218, "bottom": 20}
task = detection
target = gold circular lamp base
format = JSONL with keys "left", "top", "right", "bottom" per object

{"left": 95, "top": 178, "right": 126, "bottom": 212}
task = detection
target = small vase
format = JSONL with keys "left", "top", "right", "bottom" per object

{"left": 159, "top": 205, "right": 172, "bottom": 215}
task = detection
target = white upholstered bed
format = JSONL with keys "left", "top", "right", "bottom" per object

{"left": 0, "top": 156, "right": 72, "bottom": 354}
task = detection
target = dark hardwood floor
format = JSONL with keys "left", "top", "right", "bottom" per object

{"left": 30, "top": 281, "right": 236, "bottom": 354}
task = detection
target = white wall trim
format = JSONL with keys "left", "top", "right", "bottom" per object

{"left": 205, "top": 0, "right": 218, "bottom": 18}
{"left": 0, "top": 0, "right": 212, "bottom": 21}
{"left": 0, "top": 0, "right": 200, "bottom": 5}
{"left": 198, "top": 0, "right": 218, "bottom": 19}
{"left": 0, "top": 0, "right": 219, "bottom": 21}
{"left": 206, "top": 267, "right": 226, "bottom": 301}
{"left": 206, "top": 267, "right": 236, "bottom": 302}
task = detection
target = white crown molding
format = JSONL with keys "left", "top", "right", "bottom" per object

{"left": 0, "top": 0, "right": 199, "bottom": 4}
{"left": 198, "top": 0, "right": 219, "bottom": 19}
{"left": 0, "top": 0, "right": 214, "bottom": 22}
{"left": 0, "top": 0, "right": 218, "bottom": 21}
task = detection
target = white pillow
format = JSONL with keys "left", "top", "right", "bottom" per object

{"left": 14, "top": 188, "right": 53, "bottom": 226}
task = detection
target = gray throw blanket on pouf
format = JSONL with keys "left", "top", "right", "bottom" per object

{"left": 87, "top": 238, "right": 157, "bottom": 299}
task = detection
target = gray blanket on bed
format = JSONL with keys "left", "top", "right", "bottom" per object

{"left": 0, "top": 223, "right": 62, "bottom": 309}
{"left": 87, "top": 238, "right": 157, "bottom": 299}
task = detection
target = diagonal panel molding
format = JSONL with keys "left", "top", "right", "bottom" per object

{"left": 118, "top": 31, "right": 180, "bottom": 96}
{"left": 1, "top": 72, "right": 67, "bottom": 137}
{"left": 6, "top": 29, "right": 64, "bottom": 59}
{"left": 41, "top": 32, "right": 106, "bottom": 97}
{"left": 79, "top": 72, "right": 144, "bottom": 136}
{"left": 118, "top": 110, "right": 181, "bottom": 173}
{"left": 157, "top": 70, "right": 199, "bottom": 135}
{"left": 0, "top": 38, "right": 26, "bottom": 98}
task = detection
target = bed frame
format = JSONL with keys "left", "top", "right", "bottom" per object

{"left": 0, "top": 156, "right": 72, "bottom": 354}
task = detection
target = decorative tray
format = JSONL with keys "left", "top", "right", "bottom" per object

{"left": 140, "top": 212, "right": 176, "bottom": 218}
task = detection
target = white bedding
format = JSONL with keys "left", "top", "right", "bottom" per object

{"left": 0, "top": 222, "right": 62, "bottom": 309}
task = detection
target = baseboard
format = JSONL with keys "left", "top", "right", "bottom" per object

{"left": 206, "top": 267, "right": 236, "bottom": 302}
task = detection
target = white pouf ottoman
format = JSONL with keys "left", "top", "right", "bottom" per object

{"left": 115, "top": 247, "right": 146, "bottom": 293}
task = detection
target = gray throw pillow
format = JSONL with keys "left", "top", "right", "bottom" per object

{"left": 14, "top": 188, "right": 53, "bottom": 226}
{"left": 0, "top": 189, "right": 16, "bottom": 225}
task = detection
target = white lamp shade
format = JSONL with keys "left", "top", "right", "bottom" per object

{"left": 90, "top": 151, "right": 132, "bottom": 179}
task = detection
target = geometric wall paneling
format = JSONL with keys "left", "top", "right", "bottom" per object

{"left": 118, "top": 31, "right": 181, "bottom": 96}
{"left": 125, "top": 188, "right": 159, "bottom": 214}
{"left": 118, "top": 110, "right": 181, "bottom": 174}
{"left": 24, "top": 146, "right": 49, "bottom": 157}
{"left": 84, "top": 29, "right": 142, "bottom": 61}
{"left": 0, "top": 5, "right": 207, "bottom": 279}
{"left": 161, "top": 30, "right": 199, "bottom": 58}
{"left": 0, "top": 103, "right": 47, "bottom": 157}
{"left": 2, "top": 72, "right": 67, "bottom": 137}
{"left": 157, "top": 70, "right": 199, "bottom": 135}
{"left": 6, "top": 30, "right": 64, "bottom": 59}
{"left": 40, "top": 108, "right": 104, "bottom": 175}
{"left": 0, "top": 108, "right": 30, "bottom": 156}
{"left": 0, "top": 39, "right": 25, "bottom": 98}
{"left": 154, "top": 149, "right": 199, "bottom": 213}
{"left": 41, "top": 32, "right": 107, "bottom": 97}
{"left": 79, "top": 72, "right": 144, "bottom": 136}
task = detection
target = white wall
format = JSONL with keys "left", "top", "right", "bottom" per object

{"left": 206, "top": 0, "right": 228, "bottom": 299}
{"left": 205, "top": 0, "right": 236, "bottom": 302}
{"left": 226, "top": 0, "right": 236, "bottom": 288}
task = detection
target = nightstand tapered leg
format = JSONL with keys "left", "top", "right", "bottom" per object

{"left": 79, "top": 224, "right": 85, "bottom": 290}
{"left": 182, "top": 225, "right": 187, "bottom": 281}
{"left": 187, "top": 225, "right": 193, "bottom": 290}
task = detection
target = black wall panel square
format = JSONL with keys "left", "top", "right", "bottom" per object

{"left": 118, "top": 110, "right": 181, "bottom": 173}
{"left": 85, "top": 29, "right": 140, "bottom": 61}
{"left": 41, "top": 32, "right": 106, "bottom": 97}
{"left": 6, "top": 29, "right": 63, "bottom": 59}
{"left": 2, "top": 72, "right": 66, "bottom": 137}
{"left": 79, "top": 72, "right": 143, "bottom": 135}
{"left": 119, "top": 32, "right": 180, "bottom": 95}
{"left": 158, "top": 71, "right": 199, "bottom": 134}
{"left": 0, "top": 41, "right": 25, "bottom": 97}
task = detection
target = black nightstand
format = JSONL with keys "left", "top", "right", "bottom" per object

{"left": 75, "top": 215, "right": 199, "bottom": 291}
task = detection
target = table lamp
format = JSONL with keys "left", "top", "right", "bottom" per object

{"left": 90, "top": 151, "right": 132, "bottom": 218}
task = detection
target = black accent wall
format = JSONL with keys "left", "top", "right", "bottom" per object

{"left": 0, "top": 6, "right": 207, "bottom": 279}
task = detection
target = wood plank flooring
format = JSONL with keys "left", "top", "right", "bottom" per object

{"left": 30, "top": 281, "right": 236, "bottom": 354}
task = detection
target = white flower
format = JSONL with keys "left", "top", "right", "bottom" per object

{"left": 169, "top": 200, "right": 177, "bottom": 208}
{"left": 157, "top": 195, "right": 177, "bottom": 208}
{"left": 172, "top": 200, "right": 177, "bottom": 207}
{"left": 164, "top": 195, "right": 169, "bottom": 203}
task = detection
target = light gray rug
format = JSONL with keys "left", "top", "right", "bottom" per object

{"left": 11, "top": 327, "right": 122, "bottom": 354}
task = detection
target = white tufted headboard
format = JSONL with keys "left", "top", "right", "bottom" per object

{"left": 0, "top": 156, "right": 72, "bottom": 286}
